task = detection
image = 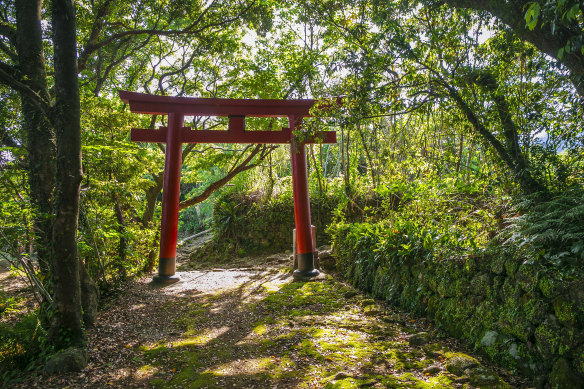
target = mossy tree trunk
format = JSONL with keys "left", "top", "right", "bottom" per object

{"left": 49, "top": 0, "right": 86, "bottom": 349}
{"left": 15, "top": 0, "right": 56, "bottom": 277}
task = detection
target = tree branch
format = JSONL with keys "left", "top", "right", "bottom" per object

{"left": 179, "top": 144, "right": 271, "bottom": 210}
{"left": 0, "top": 39, "right": 17, "bottom": 62}
{"left": 443, "top": 0, "right": 584, "bottom": 96}
{"left": 0, "top": 62, "right": 51, "bottom": 118}
{"left": 78, "top": 0, "right": 256, "bottom": 72}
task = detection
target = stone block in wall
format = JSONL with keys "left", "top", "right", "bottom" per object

{"left": 516, "top": 264, "right": 540, "bottom": 293}
{"left": 553, "top": 296, "right": 578, "bottom": 327}
{"left": 489, "top": 276, "right": 505, "bottom": 301}
{"left": 550, "top": 358, "right": 581, "bottom": 389}
{"left": 470, "top": 273, "right": 491, "bottom": 296}
{"left": 490, "top": 255, "right": 505, "bottom": 275}
{"left": 537, "top": 273, "right": 561, "bottom": 299}
{"left": 504, "top": 257, "right": 521, "bottom": 277}
{"left": 535, "top": 316, "right": 568, "bottom": 360}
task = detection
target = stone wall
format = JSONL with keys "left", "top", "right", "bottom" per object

{"left": 332, "top": 224, "right": 584, "bottom": 388}
{"left": 211, "top": 192, "right": 338, "bottom": 255}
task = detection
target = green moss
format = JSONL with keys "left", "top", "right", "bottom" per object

{"left": 497, "top": 311, "right": 529, "bottom": 342}
{"left": 467, "top": 366, "right": 511, "bottom": 388}
{"left": 359, "top": 298, "right": 376, "bottom": 308}
{"left": 435, "top": 298, "right": 470, "bottom": 338}
{"left": 537, "top": 274, "right": 558, "bottom": 299}
{"left": 425, "top": 272, "right": 439, "bottom": 294}
{"left": 535, "top": 319, "right": 564, "bottom": 358}
{"left": 475, "top": 300, "right": 497, "bottom": 328}
{"left": 523, "top": 298, "right": 548, "bottom": 326}
{"left": 573, "top": 344, "right": 584, "bottom": 376}
{"left": 437, "top": 278, "right": 456, "bottom": 298}
{"left": 515, "top": 264, "right": 539, "bottom": 293}
{"left": 503, "top": 257, "right": 520, "bottom": 277}
{"left": 141, "top": 345, "right": 169, "bottom": 358}
{"left": 444, "top": 352, "right": 479, "bottom": 375}
{"left": 488, "top": 276, "right": 504, "bottom": 301}
{"left": 183, "top": 371, "right": 223, "bottom": 388}
{"left": 470, "top": 273, "right": 491, "bottom": 296}
{"left": 490, "top": 256, "right": 505, "bottom": 275}
{"left": 553, "top": 297, "right": 576, "bottom": 326}
{"left": 550, "top": 358, "right": 580, "bottom": 389}
{"left": 454, "top": 278, "right": 469, "bottom": 297}
{"left": 253, "top": 323, "right": 268, "bottom": 335}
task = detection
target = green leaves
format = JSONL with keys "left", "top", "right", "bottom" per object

{"left": 525, "top": 2, "right": 541, "bottom": 31}
{"left": 499, "top": 189, "right": 584, "bottom": 271}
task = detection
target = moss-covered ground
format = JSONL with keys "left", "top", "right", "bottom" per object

{"left": 12, "top": 253, "right": 518, "bottom": 388}
{"left": 136, "top": 261, "right": 513, "bottom": 388}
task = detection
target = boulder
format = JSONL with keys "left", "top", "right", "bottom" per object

{"left": 445, "top": 353, "right": 479, "bottom": 376}
{"left": 43, "top": 347, "right": 88, "bottom": 375}
{"left": 408, "top": 332, "right": 432, "bottom": 346}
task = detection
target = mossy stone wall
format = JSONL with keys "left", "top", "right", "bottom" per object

{"left": 332, "top": 224, "right": 584, "bottom": 388}
{"left": 212, "top": 192, "right": 338, "bottom": 254}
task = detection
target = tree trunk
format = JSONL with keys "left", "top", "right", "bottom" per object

{"left": 79, "top": 261, "right": 99, "bottom": 327}
{"left": 15, "top": 0, "right": 56, "bottom": 276}
{"left": 113, "top": 193, "right": 128, "bottom": 278}
{"left": 357, "top": 123, "right": 377, "bottom": 188}
{"left": 442, "top": 79, "right": 546, "bottom": 194}
{"left": 142, "top": 173, "right": 164, "bottom": 227}
{"left": 49, "top": 0, "right": 85, "bottom": 349}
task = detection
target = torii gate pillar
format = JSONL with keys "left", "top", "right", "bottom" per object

{"left": 119, "top": 91, "right": 337, "bottom": 283}
{"left": 289, "top": 116, "right": 318, "bottom": 279}
{"left": 156, "top": 112, "right": 184, "bottom": 281}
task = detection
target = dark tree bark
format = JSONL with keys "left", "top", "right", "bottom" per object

{"left": 79, "top": 262, "right": 99, "bottom": 328}
{"left": 15, "top": 0, "right": 56, "bottom": 275}
{"left": 112, "top": 191, "right": 128, "bottom": 278}
{"left": 440, "top": 76, "right": 546, "bottom": 194}
{"left": 142, "top": 172, "right": 164, "bottom": 227}
{"left": 49, "top": 0, "right": 85, "bottom": 348}
{"left": 443, "top": 0, "right": 584, "bottom": 97}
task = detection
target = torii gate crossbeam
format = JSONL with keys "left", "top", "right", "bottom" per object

{"left": 119, "top": 90, "right": 337, "bottom": 282}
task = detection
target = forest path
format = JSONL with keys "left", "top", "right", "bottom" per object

{"left": 13, "top": 247, "right": 524, "bottom": 388}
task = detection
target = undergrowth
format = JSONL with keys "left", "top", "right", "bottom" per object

{"left": 0, "top": 307, "right": 45, "bottom": 383}
{"left": 498, "top": 188, "right": 584, "bottom": 274}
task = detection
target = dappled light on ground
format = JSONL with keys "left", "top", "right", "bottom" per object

{"left": 14, "top": 255, "right": 521, "bottom": 388}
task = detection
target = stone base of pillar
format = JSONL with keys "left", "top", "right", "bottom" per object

{"left": 153, "top": 257, "right": 179, "bottom": 284}
{"left": 151, "top": 274, "right": 180, "bottom": 285}
{"left": 293, "top": 268, "right": 320, "bottom": 281}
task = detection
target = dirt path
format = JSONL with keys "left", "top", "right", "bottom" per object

{"left": 7, "top": 249, "right": 525, "bottom": 388}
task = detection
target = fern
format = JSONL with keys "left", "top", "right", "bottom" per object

{"left": 499, "top": 189, "right": 584, "bottom": 269}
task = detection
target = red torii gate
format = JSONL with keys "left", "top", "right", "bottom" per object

{"left": 119, "top": 90, "right": 337, "bottom": 282}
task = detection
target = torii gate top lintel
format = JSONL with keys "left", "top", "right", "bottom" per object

{"left": 119, "top": 90, "right": 338, "bottom": 283}
{"left": 119, "top": 89, "right": 319, "bottom": 117}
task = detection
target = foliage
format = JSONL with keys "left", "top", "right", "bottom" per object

{"left": 499, "top": 189, "right": 584, "bottom": 272}
{"left": 329, "top": 179, "right": 584, "bottom": 385}
{"left": 0, "top": 310, "right": 45, "bottom": 382}
{"left": 0, "top": 0, "right": 583, "bottom": 379}
{"left": 330, "top": 177, "right": 504, "bottom": 288}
